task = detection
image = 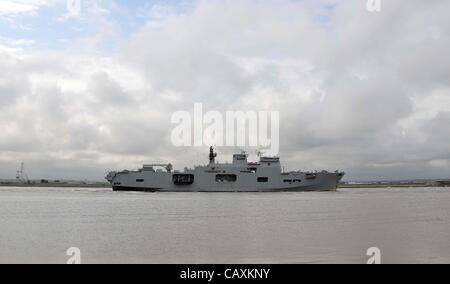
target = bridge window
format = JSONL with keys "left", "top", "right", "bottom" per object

{"left": 216, "top": 174, "right": 237, "bottom": 183}
{"left": 258, "top": 177, "right": 269, "bottom": 183}
{"left": 283, "top": 179, "right": 293, "bottom": 183}
{"left": 136, "top": 179, "right": 144, "bottom": 183}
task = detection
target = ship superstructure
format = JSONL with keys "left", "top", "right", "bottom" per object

{"left": 106, "top": 147, "right": 344, "bottom": 192}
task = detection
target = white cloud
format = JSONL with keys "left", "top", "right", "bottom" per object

{"left": 0, "top": 0, "right": 57, "bottom": 17}
{"left": 430, "top": 159, "right": 450, "bottom": 168}
{"left": 1, "top": 0, "right": 450, "bottom": 181}
{"left": 0, "top": 0, "right": 38, "bottom": 16}
{"left": 10, "top": 39, "right": 35, "bottom": 46}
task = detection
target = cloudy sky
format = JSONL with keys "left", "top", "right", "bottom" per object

{"left": 0, "top": 0, "right": 449, "bottom": 181}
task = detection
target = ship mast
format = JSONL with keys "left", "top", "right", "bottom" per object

{"left": 209, "top": 146, "right": 217, "bottom": 165}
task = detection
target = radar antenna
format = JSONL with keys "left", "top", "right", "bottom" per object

{"left": 255, "top": 149, "right": 265, "bottom": 157}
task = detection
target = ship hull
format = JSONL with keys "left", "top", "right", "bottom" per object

{"left": 107, "top": 149, "right": 344, "bottom": 193}
{"left": 111, "top": 172, "right": 341, "bottom": 192}
{"left": 112, "top": 186, "right": 338, "bottom": 192}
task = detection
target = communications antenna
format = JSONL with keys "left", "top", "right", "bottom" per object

{"left": 16, "top": 162, "right": 29, "bottom": 182}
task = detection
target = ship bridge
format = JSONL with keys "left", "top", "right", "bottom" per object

{"left": 233, "top": 153, "right": 248, "bottom": 165}
{"left": 259, "top": 156, "right": 280, "bottom": 166}
{"left": 260, "top": 157, "right": 280, "bottom": 163}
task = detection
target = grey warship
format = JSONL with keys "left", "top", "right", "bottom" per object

{"left": 106, "top": 147, "right": 345, "bottom": 192}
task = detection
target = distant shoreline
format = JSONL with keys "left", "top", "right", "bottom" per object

{"left": 0, "top": 182, "right": 110, "bottom": 188}
{"left": 338, "top": 184, "right": 440, "bottom": 189}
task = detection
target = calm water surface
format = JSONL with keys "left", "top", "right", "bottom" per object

{"left": 0, "top": 187, "right": 449, "bottom": 263}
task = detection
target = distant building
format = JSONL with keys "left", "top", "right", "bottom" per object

{"left": 431, "top": 180, "right": 450, "bottom": 187}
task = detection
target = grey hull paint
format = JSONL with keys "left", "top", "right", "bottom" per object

{"left": 113, "top": 185, "right": 338, "bottom": 192}
{"left": 107, "top": 150, "right": 344, "bottom": 193}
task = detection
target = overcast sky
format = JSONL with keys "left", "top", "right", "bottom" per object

{"left": 0, "top": 0, "right": 449, "bottom": 181}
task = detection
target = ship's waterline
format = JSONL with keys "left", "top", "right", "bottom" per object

{"left": 106, "top": 147, "right": 345, "bottom": 192}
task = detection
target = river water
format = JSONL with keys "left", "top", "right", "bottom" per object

{"left": 0, "top": 187, "right": 449, "bottom": 264}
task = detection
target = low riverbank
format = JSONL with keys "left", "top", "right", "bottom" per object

{"left": 339, "top": 184, "right": 434, "bottom": 189}
{"left": 0, "top": 182, "right": 110, "bottom": 188}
